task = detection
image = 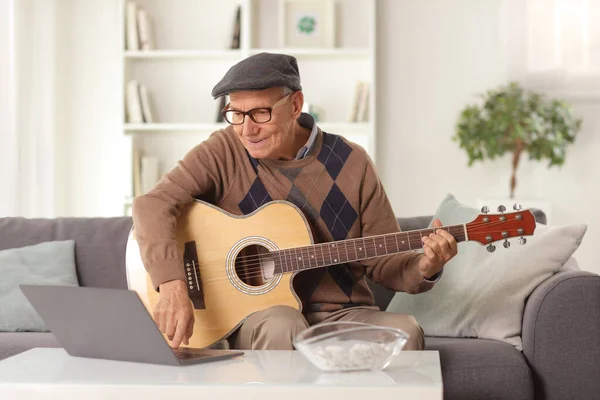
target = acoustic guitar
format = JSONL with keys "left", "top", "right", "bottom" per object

{"left": 125, "top": 199, "right": 536, "bottom": 349}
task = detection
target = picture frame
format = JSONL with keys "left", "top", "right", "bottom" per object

{"left": 278, "top": 0, "right": 336, "bottom": 48}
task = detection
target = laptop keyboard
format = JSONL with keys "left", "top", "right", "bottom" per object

{"left": 173, "top": 348, "right": 203, "bottom": 359}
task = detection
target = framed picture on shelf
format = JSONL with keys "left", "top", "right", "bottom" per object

{"left": 278, "top": 0, "right": 335, "bottom": 48}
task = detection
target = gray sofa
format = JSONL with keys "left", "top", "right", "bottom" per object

{"left": 1, "top": 212, "right": 599, "bottom": 400}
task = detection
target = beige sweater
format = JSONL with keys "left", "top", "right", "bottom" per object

{"left": 132, "top": 125, "right": 436, "bottom": 322}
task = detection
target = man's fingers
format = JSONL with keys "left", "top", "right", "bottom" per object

{"left": 165, "top": 316, "right": 176, "bottom": 341}
{"left": 429, "top": 232, "right": 452, "bottom": 257}
{"left": 171, "top": 317, "right": 189, "bottom": 349}
{"left": 422, "top": 243, "right": 438, "bottom": 263}
{"left": 155, "top": 308, "right": 167, "bottom": 334}
{"left": 184, "top": 319, "right": 194, "bottom": 346}
{"left": 435, "top": 229, "right": 458, "bottom": 251}
{"left": 423, "top": 235, "right": 442, "bottom": 255}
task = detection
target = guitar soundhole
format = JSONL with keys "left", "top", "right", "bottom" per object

{"left": 234, "top": 245, "right": 275, "bottom": 287}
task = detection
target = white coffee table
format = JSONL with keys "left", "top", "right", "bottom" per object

{"left": 0, "top": 348, "right": 442, "bottom": 399}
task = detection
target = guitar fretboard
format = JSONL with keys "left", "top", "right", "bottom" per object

{"left": 272, "top": 225, "right": 466, "bottom": 274}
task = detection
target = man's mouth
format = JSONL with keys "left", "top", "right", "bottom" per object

{"left": 248, "top": 137, "right": 267, "bottom": 144}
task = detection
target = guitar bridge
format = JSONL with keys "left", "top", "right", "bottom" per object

{"left": 184, "top": 241, "right": 205, "bottom": 309}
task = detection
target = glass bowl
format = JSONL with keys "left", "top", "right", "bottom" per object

{"left": 293, "top": 321, "right": 409, "bottom": 372}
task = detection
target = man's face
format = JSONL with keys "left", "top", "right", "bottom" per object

{"left": 228, "top": 87, "right": 301, "bottom": 160}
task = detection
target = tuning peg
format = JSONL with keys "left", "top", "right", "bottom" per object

{"left": 497, "top": 205, "right": 506, "bottom": 213}
{"left": 486, "top": 244, "right": 496, "bottom": 253}
{"left": 513, "top": 203, "right": 522, "bottom": 211}
{"left": 503, "top": 239, "right": 511, "bottom": 248}
{"left": 481, "top": 206, "right": 490, "bottom": 214}
{"left": 517, "top": 237, "right": 527, "bottom": 245}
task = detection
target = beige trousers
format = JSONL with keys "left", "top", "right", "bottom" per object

{"left": 231, "top": 305, "right": 425, "bottom": 351}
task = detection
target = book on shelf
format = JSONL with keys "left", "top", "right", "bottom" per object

{"left": 126, "top": 80, "right": 156, "bottom": 123}
{"left": 132, "top": 149, "right": 160, "bottom": 197}
{"left": 230, "top": 6, "right": 241, "bottom": 49}
{"left": 138, "top": 84, "right": 156, "bottom": 123}
{"left": 137, "top": 8, "right": 155, "bottom": 51}
{"left": 125, "top": 2, "right": 139, "bottom": 51}
{"left": 348, "top": 81, "right": 370, "bottom": 123}
{"left": 125, "top": 1, "right": 155, "bottom": 51}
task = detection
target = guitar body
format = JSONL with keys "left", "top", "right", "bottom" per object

{"left": 126, "top": 200, "right": 313, "bottom": 349}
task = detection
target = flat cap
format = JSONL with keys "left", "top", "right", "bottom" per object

{"left": 211, "top": 52, "right": 302, "bottom": 99}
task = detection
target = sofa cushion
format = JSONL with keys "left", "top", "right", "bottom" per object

{"left": 426, "top": 337, "right": 534, "bottom": 400}
{"left": 0, "top": 217, "right": 133, "bottom": 289}
{"left": 0, "top": 332, "right": 60, "bottom": 360}
{"left": 0, "top": 240, "right": 79, "bottom": 332}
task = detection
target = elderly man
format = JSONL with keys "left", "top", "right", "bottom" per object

{"left": 132, "top": 52, "right": 457, "bottom": 351}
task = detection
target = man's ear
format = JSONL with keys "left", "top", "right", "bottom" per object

{"left": 291, "top": 91, "right": 304, "bottom": 118}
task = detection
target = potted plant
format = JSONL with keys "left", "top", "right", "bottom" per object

{"left": 453, "top": 81, "right": 582, "bottom": 199}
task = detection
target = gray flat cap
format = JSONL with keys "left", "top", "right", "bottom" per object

{"left": 211, "top": 52, "right": 302, "bottom": 99}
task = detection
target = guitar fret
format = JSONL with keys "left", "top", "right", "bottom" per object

{"left": 278, "top": 250, "right": 285, "bottom": 273}
{"left": 342, "top": 240, "right": 350, "bottom": 263}
{"left": 288, "top": 249, "right": 296, "bottom": 272}
{"left": 309, "top": 246, "right": 317, "bottom": 269}
{"left": 384, "top": 234, "right": 394, "bottom": 255}
{"left": 320, "top": 243, "right": 326, "bottom": 267}
{"left": 282, "top": 249, "right": 288, "bottom": 272}
{"left": 294, "top": 248, "right": 301, "bottom": 271}
{"left": 378, "top": 237, "right": 384, "bottom": 255}
{"left": 287, "top": 249, "right": 294, "bottom": 272}
{"left": 353, "top": 239, "right": 359, "bottom": 261}
{"left": 301, "top": 247, "right": 307, "bottom": 269}
{"left": 372, "top": 237, "right": 378, "bottom": 257}
{"left": 333, "top": 243, "right": 340, "bottom": 263}
{"left": 299, "top": 247, "right": 306, "bottom": 270}
{"left": 394, "top": 233, "right": 400, "bottom": 253}
{"left": 408, "top": 231, "right": 418, "bottom": 250}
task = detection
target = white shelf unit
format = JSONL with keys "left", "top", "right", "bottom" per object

{"left": 119, "top": 0, "right": 377, "bottom": 214}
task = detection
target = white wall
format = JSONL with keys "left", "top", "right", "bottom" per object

{"left": 53, "top": 0, "right": 123, "bottom": 217}
{"left": 377, "top": 0, "right": 600, "bottom": 274}
{"left": 0, "top": 0, "right": 19, "bottom": 217}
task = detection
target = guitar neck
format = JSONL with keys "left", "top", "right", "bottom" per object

{"left": 272, "top": 224, "right": 467, "bottom": 274}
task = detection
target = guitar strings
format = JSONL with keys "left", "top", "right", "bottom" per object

{"left": 180, "top": 218, "right": 530, "bottom": 275}
{"left": 192, "top": 225, "right": 531, "bottom": 285}
{"left": 185, "top": 217, "right": 523, "bottom": 268}
{"left": 188, "top": 224, "right": 531, "bottom": 282}
{"left": 206, "top": 217, "right": 529, "bottom": 266}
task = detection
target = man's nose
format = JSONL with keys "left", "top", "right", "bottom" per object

{"left": 242, "top": 115, "right": 258, "bottom": 135}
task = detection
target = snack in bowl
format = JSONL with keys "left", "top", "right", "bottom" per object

{"left": 293, "top": 321, "right": 409, "bottom": 372}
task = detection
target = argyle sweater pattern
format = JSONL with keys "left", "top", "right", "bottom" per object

{"left": 132, "top": 126, "right": 436, "bottom": 322}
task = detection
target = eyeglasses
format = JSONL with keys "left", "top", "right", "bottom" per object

{"left": 221, "top": 94, "right": 291, "bottom": 125}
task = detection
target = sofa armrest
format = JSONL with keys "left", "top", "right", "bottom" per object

{"left": 522, "top": 270, "right": 600, "bottom": 400}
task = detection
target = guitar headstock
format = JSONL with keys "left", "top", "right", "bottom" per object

{"left": 466, "top": 204, "right": 536, "bottom": 252}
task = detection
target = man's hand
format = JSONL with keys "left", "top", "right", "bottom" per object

{"left": 418, "top": 218, "right": 458, "bottom": 279}
{"left": 154, "top": 280, "right": 194, "bottom": 348}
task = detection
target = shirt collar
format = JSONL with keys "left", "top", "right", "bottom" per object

{"left": 295, "top": 112, "right": 319, "bottom": 160}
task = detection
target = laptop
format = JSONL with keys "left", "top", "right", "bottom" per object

{"left": 19, "top": 284, "right": 244, "bottom": 366}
